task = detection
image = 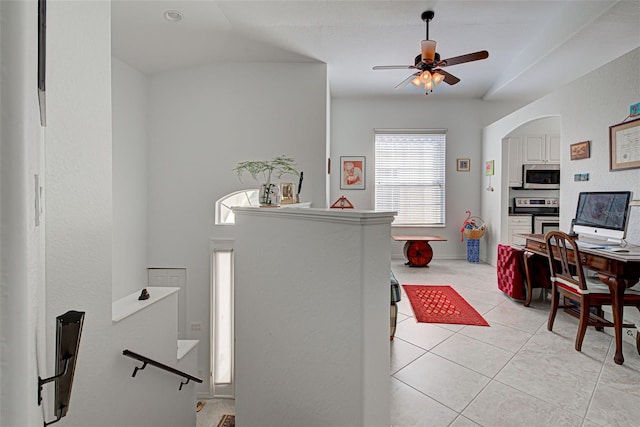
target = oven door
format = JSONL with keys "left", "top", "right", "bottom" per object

{"left": 534, "top": 216, "right": 560, "bottom": 235}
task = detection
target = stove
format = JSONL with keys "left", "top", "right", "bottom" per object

{"left": 513, "top": 197, "right": 560, "bottom": 234}
{"left": 513, "top": 197, "right": 559, "bottom": 216}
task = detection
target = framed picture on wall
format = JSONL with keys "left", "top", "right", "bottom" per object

{"left": 485, "top": 160, "right": 495, "bottom": 176}
{"left": 340, "top": 156, "right": 365, "bottom": 190}
{"left": 570, "top": 141, "right": 590, "bottom": 160}
{"left": 610, "top": 117, "right": 640, "bottom": 171}
{"left": 457, "top": 158, "right": 470, "bottom": 171}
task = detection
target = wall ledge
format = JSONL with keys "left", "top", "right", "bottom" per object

{"left": 234, "top": 206, "right": 396, "bottom": 225}
{"left": 112, "top": 286, "right": 179, "bottom": 323}
{"left": 177, "top": 340, "right": 199, "bottom": 360}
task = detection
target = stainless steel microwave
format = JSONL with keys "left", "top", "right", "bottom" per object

{"left": 522, "top": 164, "right": 560, "bottom": 189}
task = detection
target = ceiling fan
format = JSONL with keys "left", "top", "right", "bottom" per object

{"left": 373, "top": 10, "right": 489, "bottom": 94}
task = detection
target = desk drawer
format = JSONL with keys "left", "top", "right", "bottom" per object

{"left": 525, "top": 241, "right": 547, "bottom": 255}
{"left": 577, "top": 253, "right": 609, "bottom": 270}
{"left": 526, "top": 241, "right": 610, "bottom": 270}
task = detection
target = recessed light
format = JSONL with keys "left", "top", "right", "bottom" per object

{"left": 164, "top": 10, "right": 183, "bottom": 22}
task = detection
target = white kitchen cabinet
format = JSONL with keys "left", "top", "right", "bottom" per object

{"left": 508, "top": 133, "right": 560, "bottom": 188}
{"left": 546, "top": 134, "right": 561, "bottom": 163}
{"left": 506, "top": 136, "right": 523, "bottom": 187}
{"left": 508, "top": 215, "right": 532, "bottom": 245}
{"left": 522, "top": 135, "right": 545, "bottom": 163}
{"left": 522, "top": 134, "right": 560, "bottom": 164}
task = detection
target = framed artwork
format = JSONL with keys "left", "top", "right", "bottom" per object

{"left": 570, "top": 141, "right": 590, "bottom": 160}
{"left": 280, "top": 182, "right": 296, "bottom": 204}
{"left": 610, "top": 117, "right": 640, "bottom": 171}
{"left": 485, "top": 160, "right": 495, "bottom": 176}
{"left": 456, "top": 158, "right": 470, "bottom": 172}
{"left": 340, "top": 156, "right": 365, "bottom": 189}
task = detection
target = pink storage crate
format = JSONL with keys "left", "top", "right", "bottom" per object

{"left": 497, "top": 244, "right": 526, "bottom": 301}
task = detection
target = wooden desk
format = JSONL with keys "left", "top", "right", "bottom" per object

{"left": 392, "top": 235, "right": 447, "bottom": 267}
{"left": 521, "top": 233, "right": 640, "bottom": 365}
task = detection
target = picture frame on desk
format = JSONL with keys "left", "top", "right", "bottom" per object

{"left": 610, "top": 117, "right": 640, "bottom": 171}
{"left": 280, "top": 182, "right": 296, "bottom": 204}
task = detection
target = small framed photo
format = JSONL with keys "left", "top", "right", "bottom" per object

{"left": 570, "top": 140, "right": 590, "bottom": 160}
{"left": 610, "top": 117, "right": 640, "bottom": 171}
{"left": 485, "top": 160, "right": 495, "bottom": 176}
{"left": 280, "top": 182, "right": 296, "bottom": 204}
{"left": 456, "top": 158, "right": 470, "bottom": 172}
{"left": 340, "top": 156, "right": 365, "bottom": 190}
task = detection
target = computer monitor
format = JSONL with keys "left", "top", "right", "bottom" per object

{"left": 573, "top": 191, "right": 632, "bottom": 241}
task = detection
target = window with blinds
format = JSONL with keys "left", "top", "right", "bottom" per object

{"left": 374, "top": 130, "right": 446, "bottom": 226}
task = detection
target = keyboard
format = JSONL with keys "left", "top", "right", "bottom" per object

{"left": 576, "top": 241, "right": 606, "bottom": 249}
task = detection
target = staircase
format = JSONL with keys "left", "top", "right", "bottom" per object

{"left": 110, "top": 287, "right": 199, "bottom": 426}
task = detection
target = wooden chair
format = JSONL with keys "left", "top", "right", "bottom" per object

{"left": 545, "top": 231, "right": 640, "bottom": 353}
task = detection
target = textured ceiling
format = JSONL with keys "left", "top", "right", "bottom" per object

{"left": 111, "top": 1, "right": 640, "bottom": 103}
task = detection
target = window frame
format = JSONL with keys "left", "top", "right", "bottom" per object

{"left": 374, "top": 129, "right": 447, "bottom": 227}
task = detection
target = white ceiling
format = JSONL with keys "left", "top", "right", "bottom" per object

{"left": 111, "top": 1, "right": 640, "bottom": 103}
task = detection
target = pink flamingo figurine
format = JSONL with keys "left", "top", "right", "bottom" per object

{"left": 460, "top": 210, "right": 473, "bottom": 241}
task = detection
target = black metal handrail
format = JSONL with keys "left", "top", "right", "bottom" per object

{"left": 122, "top": 349, "right": 202, "bottom": 390}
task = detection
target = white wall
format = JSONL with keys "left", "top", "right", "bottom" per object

{"left": 331, "top": 97, "right": 522, "bottom": 259}
{"left": 45, "top": 1, "right": 115, "bottom": 425}
{"left": 44, "top": 3, "right": 196, "bottom": 425}
{"left": 482, "top": 47, "right": 640, "bottom": 266}
{"left": 0, "top": 1, "right": 46, "bottom": 425}
{"left": 508, "top": 116, "right": 560, "bottom": 135}
{"left": 112, "top": 58, "right": 149, "bottom": 300}
{"left": 234, "top": 208, "right": 394, "bottom": 426}
{"left": 146, "top": 62, "right": 328, "bottom": 394}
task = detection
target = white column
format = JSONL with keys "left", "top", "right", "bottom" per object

{"left": 234, "top": 207, "right": 395, "bottom": 426}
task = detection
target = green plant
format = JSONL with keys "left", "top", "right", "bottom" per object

{"left": 233, "top": 155, "right": 300, "bottom": 184}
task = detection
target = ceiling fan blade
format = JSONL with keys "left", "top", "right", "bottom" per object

{"left": 436, "top": 69, "right": 460, "bottom": 85}
{"left": 372, "top": 65, "right": 417, "bottom": 70}
{"left": 438, "top": 50, "right": 488, "bottom": 67}
{"left": 395, "top": 73, "right": 419, "bottom": 89}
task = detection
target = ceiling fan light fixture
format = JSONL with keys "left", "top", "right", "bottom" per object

{"left": 432, "top": 72, "right": 445, "bottom": 85}
{"left": 421, "top": 40, "right": 436, "bottom": 63}
{"left": 372, "top": 10, "right": 489, "bottom": 94}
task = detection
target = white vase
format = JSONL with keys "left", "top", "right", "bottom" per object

{"left": 259, "top": 183, "right": 281, "bottom": 207}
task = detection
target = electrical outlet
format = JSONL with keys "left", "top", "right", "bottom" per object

{"left": 191, "top": 322, "right": 201, "bottom": 332}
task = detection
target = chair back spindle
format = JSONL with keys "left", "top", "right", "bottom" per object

{"left": 545, "top": 231, "right": 588, "bottom": 291}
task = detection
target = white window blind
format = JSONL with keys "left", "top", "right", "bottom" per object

{"left": 375, "top": 131, "right": 446, "bottom": 226}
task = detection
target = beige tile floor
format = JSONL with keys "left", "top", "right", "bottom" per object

{"left": 197, "top": 259, "right": 640, "bottom": 426}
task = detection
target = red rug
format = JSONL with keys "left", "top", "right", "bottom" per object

{"left": 402, "top": 285, "right": 489, "bottom": 326}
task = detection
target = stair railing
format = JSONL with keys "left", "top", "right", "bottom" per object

{"left": 122, "top": 349, "right": 202, "bottom": 390}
